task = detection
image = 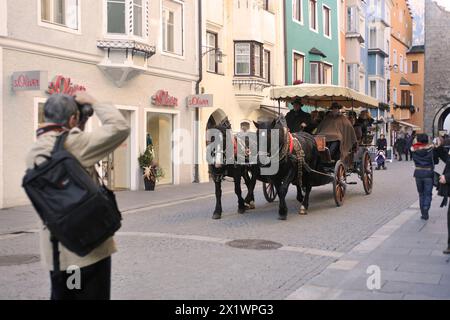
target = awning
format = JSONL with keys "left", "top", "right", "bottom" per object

{"left": 394, "top": 120, "right": 421, "bottom": 130}
{"left": 400, "top": 77, "right": 413, "bottom": 86}
{"left": 309, "top": 47, "right": 327, "bottom": 58}
{"left": 269, "top": 84, "right": 379, "bottom": 109}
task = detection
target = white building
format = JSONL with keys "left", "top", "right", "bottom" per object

{"left": 0, "top": 0, "right": 200, "bottom": 208}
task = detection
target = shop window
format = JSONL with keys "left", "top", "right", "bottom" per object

{"left": 107, "top": 0, "right": 148, "bottom": 37}
{"left": 40, "top": 0, "right": 79, "bottom": 30}
{"left": 38, "top": 103, "right": 46, "bottom": 127}
{"left": 234, "top": 41, "right": 263, "bottom": 77}
{"left": 146, "top": 113, "right": 173, "bottom": 185}
{"left": 162, "top": 0, "right": 184, "bottom": 56}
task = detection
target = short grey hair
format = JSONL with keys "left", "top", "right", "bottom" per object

{"left": 44, "top": 94, "right": 78, "bottom": 125}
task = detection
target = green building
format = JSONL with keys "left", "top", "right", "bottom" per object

{"left": 285, "top": 0, "right": 340, "bottom": 86}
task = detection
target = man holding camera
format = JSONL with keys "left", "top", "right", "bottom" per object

{"left": 26, "top": 92, "right": 130, "bottom": 300}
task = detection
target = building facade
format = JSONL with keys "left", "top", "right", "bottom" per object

{"left": 197, "top": 0, "right": 286, "bottom": 182}
{"left": 0, "top": 0, "right": 200, "bottom": 208}
{"left": 389, "top": 0, "right": 416, "bottom": 134}
{"left": 424, "top": 0, "right": 450, "bottom": 135}
{"left": 406, "top": 45, "right": 425, "bottom": 132}
{"left": 286, "top": 0, "right": 340, "bottom": 86}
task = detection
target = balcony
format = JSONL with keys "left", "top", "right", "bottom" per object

{"left": 232, "top": 77, "right": 271, "bottom": 110}
{"left": 233, "top": 0, "right": 275, "bottom": 44}
{"left": 96, "top": 39, "right": 156, "bottom": 87}
{"left": 393, "top": 104, "right": 416, "bottom": 114}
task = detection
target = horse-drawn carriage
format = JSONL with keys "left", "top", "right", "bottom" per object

{"left": 262, "top": 84, "right": 379, "bottom": 207}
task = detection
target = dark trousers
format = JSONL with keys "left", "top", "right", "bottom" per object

{"left": 328, "top": 141, "right": 341, "bottom": 161}
{"left": 415, "top": 177, "right": 433, "bottom": 212}
{"left": 448, "top": 206, "right": 450, "bottom": 247}
{"left": 50, "top": 257, "right": 111, "bottom": 300}
{"left": 405, "top": 149, "right": 412, "bottom": 161}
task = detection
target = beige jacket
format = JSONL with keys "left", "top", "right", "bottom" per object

{"left": 25, "top": 103, "right": 130, "bottom": 271}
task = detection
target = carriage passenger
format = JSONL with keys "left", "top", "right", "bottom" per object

{"left": 315, "top": 103, "right": 358, "bottom": 162}
{"left": 285, "top": 98, "right": 314, "bottom": 134}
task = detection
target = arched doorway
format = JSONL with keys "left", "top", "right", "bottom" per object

{"left": 433, "top": 103, "right": 450, "bottom": 136}
{"left": 206, "top": 108, "right": 227, "bottom": 130}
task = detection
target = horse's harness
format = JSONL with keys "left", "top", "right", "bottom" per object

{"left": 279, "top": 129, "right": 306, "bottom": 188}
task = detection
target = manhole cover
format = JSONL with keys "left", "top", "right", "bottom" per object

{"left": 226, "top": 239, "right": 283, "bottom": 250}
{"left": 0, "top": 255, "right": 40, "bottom": 267}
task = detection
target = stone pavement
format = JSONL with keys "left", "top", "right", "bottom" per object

{"left": 287, "top": 195, "right": 450, "bottom": 300}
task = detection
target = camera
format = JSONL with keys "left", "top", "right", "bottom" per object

{"left": 74, "top": 100, "right": 94, "bottom": 127}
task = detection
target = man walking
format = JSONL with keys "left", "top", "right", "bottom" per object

{"left": 26, "top": 92, "right": 130, "bottom": 300}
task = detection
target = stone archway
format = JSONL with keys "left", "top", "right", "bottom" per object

{"left": 432, "top": 103, "right": 450, "bottom": 136}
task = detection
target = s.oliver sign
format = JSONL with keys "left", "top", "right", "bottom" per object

{"left": 152, "top": 90, "right": 178, "bottom": 107}
{"left": 11, "top": 71, "right": 48, "bottom": 91}
{"left": 187, "top": 94, "right": 213, "bottom": 108}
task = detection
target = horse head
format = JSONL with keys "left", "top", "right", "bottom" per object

{"left": 253, "top": 116, "right": 288, "bottom": 164}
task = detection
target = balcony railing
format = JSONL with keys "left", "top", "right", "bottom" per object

{"left": 393, "top": 104, "right": 416, "bottom": 114}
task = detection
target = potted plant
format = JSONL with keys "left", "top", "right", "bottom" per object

{"left": 138, "top": 145, "right": 164, "bottom": 191}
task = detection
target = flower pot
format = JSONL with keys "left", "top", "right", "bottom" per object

{"left": 144, "top": 178, "right": 156, "bottom": 191}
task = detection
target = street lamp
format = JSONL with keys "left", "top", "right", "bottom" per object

{"left": 202, "top": 47, "right": 226, "bottom": 64}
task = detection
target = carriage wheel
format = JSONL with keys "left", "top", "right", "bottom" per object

{"left": 263, "top": 182, "right": 277, "bottom": 203}
{"left": 333, "top": 161, "right": 346, "bottom": 207}
{"left": 361, "top": 151, "right": 374, "bottom": 195}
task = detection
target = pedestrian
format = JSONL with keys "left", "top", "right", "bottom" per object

{"left": 435, "top": 137, "right": 450, "bottom": 254}
{"left": 396, "top": 134, "right": 406, "bottom": 161}
{"left": 411, "top": 134, "right": 439, "bottom": 220}
{"left": 25, "top": 92, "right": 130, "bottom": 300}
{"left": 405, "top": 132, "right": 414, "bottom": 161}
{"left": 375, "top": 134, "right": 388, "bottom": 170}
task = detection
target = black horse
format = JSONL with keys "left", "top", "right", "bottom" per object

{"left": 208, "top": 118, "right": 258, "bottom": 220}
{"left": 254, "top": 116, "right": 320, "bottom": 220}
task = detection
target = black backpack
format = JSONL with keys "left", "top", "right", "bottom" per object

{"left": 22, "top": 132, "right": 122, "bottom": 265}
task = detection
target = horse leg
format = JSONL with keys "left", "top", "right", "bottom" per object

{"left": 234, "top": 173, "right": 246, "bottom": 214}
{"left": 243, "top": 168, "right": 256, "bottom": 209}
{"left": 212, "top": 179, "right": 223, "bottom": 220}
{"left": 303, "top": 183, "right": 312, "bottom": 210}
{"left": 296, "top": 185, "right": 307, "bottom": 215}
{"left": 278, "top": 170, "right": 295, "bottom": 220}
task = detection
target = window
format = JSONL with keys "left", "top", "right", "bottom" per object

{"left": 370, "top": 80, "right": 377, "bottom": 98}
{"left": 399, "top": 55, "right": 404, "bottom": 73}
{"left": 107, "top": 0, "right": 147, "bottom": 37}
{"left": 401, "top": 90, "right": 412, "bottom": 106}
{"left": 41, "top": 0, "right": 79, "bottom": 30}
{"left": 386, "top": 40, "right": 390, "bottom": 63}
{"left": 310, "top": 62, "right": 332, "bottom": 84}
{"left": 347, "top": 7, "right": 358, "bottom": 33}
{"left": 293, "top": 52, "right": 304, "bottom": 82}
{"left": 234, "top": 42, "right": 263, "bottom": 77}
{"left": 310, "top": 62, "right": 319, "bottom": 84}
{"left": 254, "top": 44, "right": 262, "bottom": 77}
{"left": 369, "top": 27, "right": 376, "bottom": 48}
{"left": 393, "top": 87, "right": 398, "bottom": 104}
{"left": 263, "top": 50, "right": 271, "bottom": 83}
{"left": 412, "top": 61, "right": 419, "bottom": 73}
{"left": 346, "top": 63, "right": 359, "bottom": 91}
{"left": 293, "top": 0, "right": 303, "bottom": 23}
{"left": 235, "top": 43, "right": 251, "bottom": 75}
{"left": 393, "top": 49, "right": 397, "bottom": 68}
{"left": 162, "top": 0, "right": 184, "bottom": 55}
{"left": 323, "top": 6, "right": 331, "bottom": 38}
{"left": 323, "top": 63, "right": 332, "bottom": 84}
{"left": 404, "top": 58, "right": 408, "bottom": 74}
{"left": 309, "top": 0, "right": 317, "bottom": 31}
{"left": 206, "top": 32, "right": 218, "bottom": 73}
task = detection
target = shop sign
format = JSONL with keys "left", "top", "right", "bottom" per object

{"left": 47, "top": 75, "right": 86, "bottom": 96}
{"left": 187, "top": 94, "right": 213, "bottom": 108}
{"left": 11, "top": 71, "right": 47, "bottom": 91}
{"left": 152, "top": 90, "right": 178, "bottom": 107}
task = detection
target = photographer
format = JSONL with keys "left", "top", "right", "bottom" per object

{"left": 436, "top": 137, "right": 450, "bottom": 255}
{"left": 25, "top": 92, "right": 130, "bottom": 300}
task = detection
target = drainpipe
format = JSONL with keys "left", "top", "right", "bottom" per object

{"left": 194, "top": 0, "right": 202, "bottom": 183}
{"left": 283, "top": 0, "right": 288, "bottom": 86}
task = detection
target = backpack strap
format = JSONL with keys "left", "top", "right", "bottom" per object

{"left": 50, "top": 235, "right": 60, "bottom": 272}
{"left": 52, "top": 131, "right": 69, "bottom": 154}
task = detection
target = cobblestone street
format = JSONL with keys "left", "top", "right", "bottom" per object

{"left": 2, "top": 161, "right": 448, "bottom": 300}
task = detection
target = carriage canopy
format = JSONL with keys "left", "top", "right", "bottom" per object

{"left": 269, "top": 84, "right": 379, "bottom": 110}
